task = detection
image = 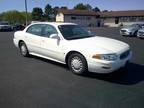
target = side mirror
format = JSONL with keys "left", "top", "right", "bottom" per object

{"left": 49, "top": 34, "right": 60, "bottom": 40}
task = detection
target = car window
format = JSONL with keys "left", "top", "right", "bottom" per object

{"left": 26, "top": 24, "right": 44, "bottom": 36}
{"left": 0, "top": 22, "right": 9, "bottom": 25}
{"left": 58, "top": 25, "right": 94, "bottom": 40}
{"left": 41, "top": 25, "right": 58, "bottom": 37}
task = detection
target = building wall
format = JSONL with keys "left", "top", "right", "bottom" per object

{"left": 56, "top": 13, "right": 64, "bottom": 22}
{"left": 64, "top": 15, "right": 100, "bottom": 27}
{"left": 56, "top": 12, "right": 144, "bottom": 27}
{"left": 103, "top": 16, "right": 144, "bottom": 27}
{"left": 56, "top": 13, "right": 102, "bottom": 27}
{"left": 103, "top": 17, "right": 117, "bottom": 27}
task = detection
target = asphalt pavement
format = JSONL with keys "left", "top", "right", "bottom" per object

{"left": 0, "top": 28, "right": 144, "bottom": 108}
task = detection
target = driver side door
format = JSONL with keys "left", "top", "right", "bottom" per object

{"left": 40, "top": 24, "right": 64, "bottom": 62}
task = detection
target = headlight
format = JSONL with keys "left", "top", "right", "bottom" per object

{"left": 92, "top": 53, "right": 118, "bottom": 61}
{"left": 126, "top": 30, "right": 131, "bottom": 33}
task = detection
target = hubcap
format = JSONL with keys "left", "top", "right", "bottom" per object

{"left": 71, "top": 56, "right": 83, "bottom": 73}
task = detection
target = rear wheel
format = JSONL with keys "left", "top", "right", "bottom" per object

{"left": 19, "top": 42, "right": 29, "bottom": 57}
{"left": 68, "top": 53, "right": 87, "bottom": 75}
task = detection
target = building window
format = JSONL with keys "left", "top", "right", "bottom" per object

{"left": 95, "top": 16, "right": 100, "bottom": 19}
{"left": 71, "top": 17, "right": 76, "bottom": 20}
{"left": 129, "top": 17, "right": 136, "bottom": 22}
{"left": 120, "top": 17, "right": 129, "bottom": 22}
{"left": 138, "top": 17, "right": 144, "bottom": 21}
{"left": 86, "top": 17, "right": 91, "bottom": 20}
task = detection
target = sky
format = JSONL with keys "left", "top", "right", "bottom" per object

{"left": 0, "top": 0, "right": 144, "bottom": 13}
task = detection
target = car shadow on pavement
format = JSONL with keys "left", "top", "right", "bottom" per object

{"left": 84, "top": 62, "right": 144, "bottom": 85}
{"left": 30, "top": 55, "right": 67, "bottom": 69}
{"left": 29, "top": 55, "right": 144, "bottom": 85}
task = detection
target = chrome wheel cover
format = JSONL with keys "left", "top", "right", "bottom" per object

{"left": 71, "top": 56, "right": 83, "bottom": 73}
{"left": 21, "top": 45, "right": 27, "bottom": 55}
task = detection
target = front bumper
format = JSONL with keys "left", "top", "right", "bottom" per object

{"left": 137, "top": 32, "right": 144, "bottom": 38}
{"left": 120, "top": 31, "right": 132, "bottom": 36}
{"left": 87, "top": 51, "right": 132, "bottom": 73}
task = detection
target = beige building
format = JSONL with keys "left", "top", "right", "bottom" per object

{"left": 56, "top": 9, "right": 102, "bottom": 27}
{"left": 56, "top": 9, "right": 144, "bottom": 27}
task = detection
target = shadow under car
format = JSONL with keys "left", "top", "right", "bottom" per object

{"left": 28, "top": 55, "right": 144, "bottom": 85}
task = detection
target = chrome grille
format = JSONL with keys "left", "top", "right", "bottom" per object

{"left": 138, "top": 31, "right": 144, "bottom": 34}
{"left": 138, "top": 31, "right": 144, "bottom": 36}
{"left": 121, "top": 30, "right": 126, "bottom": 33}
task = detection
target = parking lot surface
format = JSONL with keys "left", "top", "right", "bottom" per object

{"left": 0, "top": 28, "right": 144, "bottom": 108}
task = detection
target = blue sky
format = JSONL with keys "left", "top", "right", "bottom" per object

{"left": 0, "top": 0, "right": 144, "bottom": 13}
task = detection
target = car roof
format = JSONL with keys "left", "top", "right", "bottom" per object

{"left": 31, "top": 22, "right": 77, "bottom": 26}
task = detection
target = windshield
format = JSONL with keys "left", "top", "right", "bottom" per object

{"left": 58, "top": 25, "right": 95, "bottom": 40}
{"left": 0, "top": 22, "right": 9, "bottom": 25}
{"left": 127, "top": 24, "right": 140, "bottom": 28}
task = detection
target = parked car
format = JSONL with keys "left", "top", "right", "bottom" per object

{"left": 13, "top": 22, "right": 132, "bottom": 75}
{"left": 13, "top": 24, "right": 25, "bottom": 31}
{"left": 137, "top": 28, "right": 144, "bottom": 38}
{"left": 120, "top": 24, "right": 143, "bottom": 36}
{"left": 0, "top": 22, "right": 13, "bottom": 31}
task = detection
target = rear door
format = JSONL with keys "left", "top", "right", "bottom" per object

{"left": 24, "top": 24, "right": 44, "bottom": 54}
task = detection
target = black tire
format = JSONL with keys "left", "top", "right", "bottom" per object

{"left": 19, "top": 42, "right": 29, "bottom": 57}
{"left": 68, "top": 53, "right": 87, "bottom": 75}
{"left": 133, "top": 31, "right": 138, "bottom": 36}
{"left": 121, "top": 35, "right": 126, "bottom": 37}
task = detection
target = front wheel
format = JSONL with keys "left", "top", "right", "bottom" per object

{"left": 133, "top": 31, "right": 138, "bottom": 36}
{"left": 68, "top": 53, "right": 87, "bottom": 75}
{"left": 19, "top": 42, "right": 29, "bottom": 57}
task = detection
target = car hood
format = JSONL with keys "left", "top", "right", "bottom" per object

{"left": 121, "top": 27, "right": 136, "bottom": 31}
{"left": 67, "top": 36, "right": 129, "bottom": 54}
{"left": 138, "top": 28, "right": 144, "bottom": 32}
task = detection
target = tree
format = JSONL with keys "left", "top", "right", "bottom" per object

{"left": 53, "top": 6, "right": 59, "bottom": 10}
{"left": 44, "top": 4, "right": 53, "bottom": 20}
{"left": 103, "top": 10, "right": 108, "bottom": 12}
{"left": 53, "top": 6, "right": 59, "bottom": 13}
{"left": 74, "top": 3, "right": 87, "bottom": 10}
{"left": 21, "top": 12, "right": 32, "bottom": 23}
{"left": 0, "top": 10, "right": 32, "bottom": 25}
{"left": 32, "top": 7, "right": 43, "bottom": 21}
{"left": 93, "top": 7, "right": 100, "bottom": 12}
{"left": 53, "top": 6, "right": 59, "bottom": 16}
{"left": 60, "top": 6, "right": 68, "bottom": 10}
{"left": 85, "top": 4, "right": 92, "bottom": 11}
{"left": 0, "top": 13, "right": 4, "bottom": 21}
{"left": 2, "top": 10, "right": 26, "bottom": 24}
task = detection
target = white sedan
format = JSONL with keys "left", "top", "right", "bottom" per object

{"left": 13, "top": 22, "right": 132, "bottom": 75}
